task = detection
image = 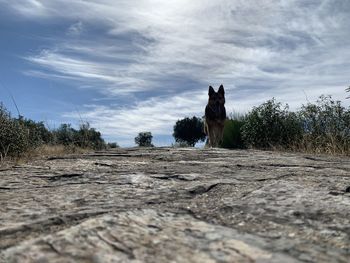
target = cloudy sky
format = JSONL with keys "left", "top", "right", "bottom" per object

{"left": 0, "top": 0, "right": 349, "bottom": 146}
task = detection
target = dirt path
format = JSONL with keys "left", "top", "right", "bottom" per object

{"left": 1, "top": 148, "right": 349, "bottom": 262}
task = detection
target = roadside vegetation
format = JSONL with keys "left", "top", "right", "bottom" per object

{"left": 2, "top": 92, "right": 349, "bottom": 163}
{"left": 173, "top": 95, "right": 350, "bottom": 156}
{"left": 135, "top": 132, "right": 154, "bottom": 147}
{"left": 173, "top": 116, "right": 206, "bottom": 147}
{"left": 0, "top": 103, "right": 107, "bottom": 163}
{"left": 239, "top": 95, "right": 350, "bottom": 155}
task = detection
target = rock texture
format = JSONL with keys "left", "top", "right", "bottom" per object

{"left": 0, "top": 147, "right": 349, "bottom": 262}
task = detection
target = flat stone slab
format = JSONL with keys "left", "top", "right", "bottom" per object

{"left": 0, "top": 148, "right": 349, "bottom": 262}
{"left": 2, "top": 209, "right": 299, "bottom": 263}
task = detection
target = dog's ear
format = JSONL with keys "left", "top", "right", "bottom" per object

{"left": 218, "top": 84, "right": 225, "bottom": 95}
{"left": 208, "top": 86, "right": 215, "bottom": 96}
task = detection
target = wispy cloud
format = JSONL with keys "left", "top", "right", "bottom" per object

{"left": 63, "top": 90, "right": 207, "bottom": 146}
{"left": 67, "top": 21, "right": 83, "bottom": 36}
{"left": 64, "top": 84, "right": 348, "bottom": 147}
{"left": 2, "top": 0, "right": 350, "bottom": 145}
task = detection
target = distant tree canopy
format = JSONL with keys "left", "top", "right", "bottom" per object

{"left": 135, "top": 132, "right": 153, "bottom": 147}
{"left": 173, "top": 116, "right": 206, "bottom": 147}
{"left": 107, "top": 142, "right": 119, "bottom": 148}
{"left": 53, "top": 122, "right": 105, "bottom": 150}
{"left": 0, "top": 103, "right": 107, "bottom": 159}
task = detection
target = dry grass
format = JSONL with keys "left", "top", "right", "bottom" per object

{"left": 0, "top": 145, "right": 92, "bottom": 166}
{"left": 267, "top": 135, "right": 350, "bottom": 157}
{"left": 254, "top": 130, "right": 350, "bottom": 157}
{"left": 28, "top": 144, "right": 90, "bottom": 157}
{"left": 294, "top": 136, "right": 350, "bottom": 156}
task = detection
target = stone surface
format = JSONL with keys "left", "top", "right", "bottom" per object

{"left": 0, "top": 147, "right": 349, "bottom": 262}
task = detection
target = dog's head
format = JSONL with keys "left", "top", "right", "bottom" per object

{"left": 208, "top": 85, "right": 225, "bottom": 108}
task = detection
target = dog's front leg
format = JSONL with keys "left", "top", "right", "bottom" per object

{"left": 208, "top": 125, "right": 215, "bottom": 148}
{"left": 212, "top": 126, "right": 221, "bottom": 148}
{"left": 219, "top": 125, "right": 225, "bottom": 146}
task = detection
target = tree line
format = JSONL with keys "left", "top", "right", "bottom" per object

{"left": 168, "top": 95, "right": 350, "bottom": 155}
{"left": 1, "top": 94, "right": 350, "bottom": 161}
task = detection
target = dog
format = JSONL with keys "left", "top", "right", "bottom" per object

{"left": 204, "top": 85, "right": 226, "bottom": 147}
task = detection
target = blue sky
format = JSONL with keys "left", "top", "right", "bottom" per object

{"left": 0, "top": 0, "right": 349, "bottom": 146}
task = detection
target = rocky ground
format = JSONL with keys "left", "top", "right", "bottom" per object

{"left": 0, "top": 147, "right": 349, "bottom": 262}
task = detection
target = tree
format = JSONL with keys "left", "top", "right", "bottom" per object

{"left": 75, "top": 122, "right": 106, "bottom": 150}
{"left": 173, "top": 116, "right": 206, "bottom": 147}
{"left": 107, "top": 142, "right": 119, "bottom": 148}
{"left": 135, "top": 132, "right": 153, "bottom": 147}
{"left": 54, "top": 124, "right": 76, "bottom": 145}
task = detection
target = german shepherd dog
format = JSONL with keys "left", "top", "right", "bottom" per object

{"left": 204, "top": 85, "right": 226, "bottom": 147}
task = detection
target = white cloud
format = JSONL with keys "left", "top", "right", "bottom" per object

{"left": 63, "top": 83, "right": 348, "bottom": 147}
{"left": 3, "top": 0, "right": 350, "bottom": 144}
{"left": 6, "top": 0, "right": 46, "bottom": 15}
{"left": 16, "top": 0, "right": 349, "bottom": 89}
{"left": 67, "top": 21, "right": 83, "bottom": 36}
{"left": 63, "top": 90, "right": 208, "bottom": 146}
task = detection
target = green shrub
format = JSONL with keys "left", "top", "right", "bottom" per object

{"left": 221, "top": 119, "right": 245, "bottom": 149}
{"left": 241, "top": 99, "right": 303, "bottom": 149}
{"left": 107, "top": 142, "right": 119, "bottom": 148}
{"left": 299, "top": 95, "right": 350, "bottom": 153}
{"left": 53, "top": 122, "right": 106, "bottom": 150}
{"left": 240, "top": 96, "right": 350, "bottom": 154}
{"left": 16, "top": 117, "right": 54, "bottom": 147}
{"left": 76, "top": 123, "right": 106, "bottom": 150}
{"left": 135, "top": 132, "right": 153, "bottom": 147}
{"left": 0, "top": 104, "right": 29, "bottom": 158}
{"left": 173, "top": 116, "right": 206, "bottom": 147}
{"left": 54, "top": 123, "right": 76, "bottom": 146}
{"left": 0, "top": 102, "right": 107, "bottom": 160}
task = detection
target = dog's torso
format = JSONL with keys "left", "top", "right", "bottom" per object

{"left": 205, "top": 104, "right": 226, "bottom": 123}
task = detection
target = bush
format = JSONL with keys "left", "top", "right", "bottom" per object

{"left": 75, "top": 123, "right": 106, "bottom": 150}
{"left": 173, "top": 116, "right": 206, "bottom": 147}
{"left": 239, "top": 96, "right": 350, "bottom": 154}
{"left": 0, "top": 104, "right": 29, "bottom": 159}
{"left": 221, "top": 119, "right": 245, "bottom": 149}
{"left": 135, "top": 132, "right": 153, "bottom": 147}
{"left": 54, "top": 123, "right": 76, "bottom": 146}
{"left": 17, "top": 117, "right": 54, "bottom": 147}
{"left": 107, "top": 142, "right": 119, "bottom": 148}
{"left": 299, "top": 95, "right": 350, "bottom": 154}
{"left": 53, "top": 122, "right": 106, "bottom": 150}
{"left": 0, "top": 102, "right": 107, "bottom": 161}
{"left": 241, "top": 99, "right": 303, "bottom": 149}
